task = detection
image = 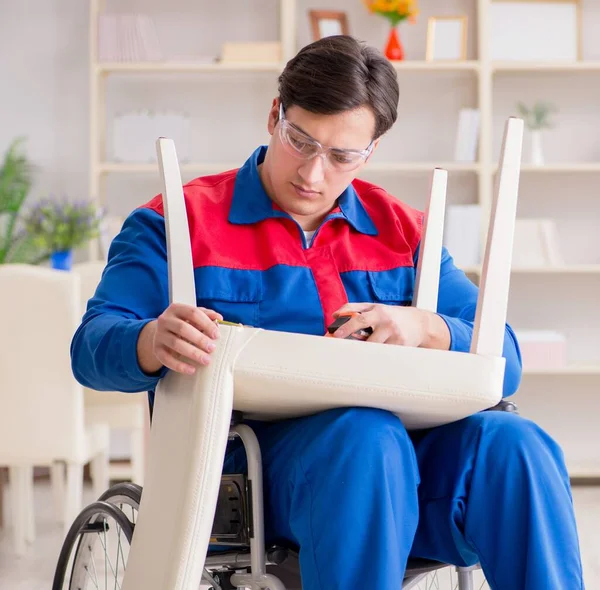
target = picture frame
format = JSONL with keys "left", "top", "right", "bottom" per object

{"left": 426, "top": 16, "right": 468, "bottom": 62}
{"left": 490, "top": 0, "right": 582, "bottom": 62}
{"left": 308, "top": 10, "right": 349, "bottom": 41}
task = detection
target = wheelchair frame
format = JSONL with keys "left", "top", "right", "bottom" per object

{"left": 199, "top": 402, "right": 517, "bottom": 589}
{"left": 203, "top": 413, "right": 486, "bottom": 590}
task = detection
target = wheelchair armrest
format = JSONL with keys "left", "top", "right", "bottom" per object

{"left": 485, "top": 400, "right": 519, "bottom": 414}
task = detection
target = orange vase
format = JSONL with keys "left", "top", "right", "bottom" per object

{"left": 384, "top": 27, "right": 404, "bottom": 61}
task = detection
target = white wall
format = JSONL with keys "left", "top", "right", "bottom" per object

{"left": 0, "top": 0, "right": 90, "bottom": 202}
{"left": 2, "top": 0, "right": 600, "bottom": 473}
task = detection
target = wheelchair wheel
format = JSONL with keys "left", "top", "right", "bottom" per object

{"left": 52, "top": 483, "right": 141, "bottom": 590}
{"left": 98, "top": 481, "right": 141, "bottom": 524}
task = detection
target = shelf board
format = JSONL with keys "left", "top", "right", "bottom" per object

{"left": 461, "top": 264, "right": 600, "bottom": 275}
{"left": 98, "top": 162, "right": 239, "bottom": 174}
{"left": 96, "top": 60, "right": 481, "bottom": 75}
{"left": 366, "top": 162, "right": 480, "bottom": 173}
{"left": 96, "top": 61, "right": 284, "bottom": 74}
{"left": 493, "top": 60, "right": 600, "bottom": 73}
{"left": 521, "top": 163, "right": 600, "bottom": 173}
{"left": 523, "top": 365, "right": 600, "bottom": 376}
{"left": 493, "top": 163, "right": 600, "bottom": 173}
{"left": 99, "top": 161, "right": 481, "bottom": 174}
{"left": 392, "top": 60, "right": 480, "bottom": 72}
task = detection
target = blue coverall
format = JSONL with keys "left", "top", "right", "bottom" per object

{"left": 71, "top": 146, "right": 584, "bottom": 589}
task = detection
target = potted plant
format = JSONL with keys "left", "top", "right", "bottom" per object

{"left": 21, "top": 198, "right": 104, "bottom": 270}
{"left": 516, "top": 101, "right": 557, "bottom": 166}
{"left": 0, "top": 138, "right": 49, "bottom": 265}
{"left": 363, "top": 0, "right": 419, "bottom": 61}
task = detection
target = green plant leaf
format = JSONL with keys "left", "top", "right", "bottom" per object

{"left": 3, "top": 229, "right": 49, "bottom": 264}
{"left": 516, "top": 100, "right": 557, "bottom": 130}
{"left": 0, "top": 138, "right": 34, "bottom": 262}
{"left": 0, "top": 138, "right": 33, "bottom": 214}
{"left": 20, "top": 198, "right": 104, "bottom": 253}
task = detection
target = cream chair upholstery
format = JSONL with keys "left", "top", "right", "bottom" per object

{"left": 72, "top": 261, "right": 148, "bottom": 485}
{"left": 0, "top": 265, "right": 109, "bottom": 555}
{"left": 121, "top": 120, "right": 523, "bottom": 590}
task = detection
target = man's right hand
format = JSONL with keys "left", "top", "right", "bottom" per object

{"left": 137, "top": 303, "right": 223, "bottom": 376}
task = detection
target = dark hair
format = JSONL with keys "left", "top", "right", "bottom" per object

{"left": 278, "top": 35, "right": 399, "bottom": 139}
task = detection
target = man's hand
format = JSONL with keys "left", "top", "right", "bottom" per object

{"left": 137, "top": 304, "right": 223, "bottom": 376}
{"left": 331, "top": 303, "right": 451, "bottom": 350}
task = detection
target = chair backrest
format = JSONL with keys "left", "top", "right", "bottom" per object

{"left": 0, "top": 264, "right": 86, "bottom": 463}
{"left": 72, "top": 260, "right": 106, "bottom": 316}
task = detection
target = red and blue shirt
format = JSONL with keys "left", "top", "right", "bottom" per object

{"left": 71, "top": 146, "right": 522, "bottom": 398}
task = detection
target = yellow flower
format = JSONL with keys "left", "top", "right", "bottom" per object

{"left": 365, "top": 0, "right": 419, "bottom": 18}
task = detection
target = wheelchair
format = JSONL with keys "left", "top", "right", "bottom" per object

{"left": 52, "top": 401, "right": 518, "bottom": 590}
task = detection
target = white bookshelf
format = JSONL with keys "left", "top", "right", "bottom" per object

{"left": 88, "top": 0, "right": 600, "bottom": 476}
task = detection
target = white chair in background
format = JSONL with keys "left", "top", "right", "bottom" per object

{"left": 0, "top": 264, "right": 110, "bottom": 555}
{"left": 72, "top": 261, "right": 148, "bottom": 486}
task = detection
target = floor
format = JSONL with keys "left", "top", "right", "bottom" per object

{"left": 0, "top": 481, "right": 598, "bottom": 589}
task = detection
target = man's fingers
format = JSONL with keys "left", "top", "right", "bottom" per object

{"left": 166, "top": 317, "right": 217, "bottom": 354}
{"left": 176, "top": 306, "right": 220, "bottom": 339}
{"left": 199, "top": 307, "right": 223, "bottom": 322}
{"left": 332, "top": 310, "right": 376, "bottom": 340}
{"left": 160, "top": 333, "right": 212, "bottom": 367}
{"left": 333, "top": 302, "right": 373, "bottom": 318}
{"left": 365, "top": 324, "right": 390, "bottom": 344}
{"left": 156, "top": 348, "right": 198, "bottom": 375}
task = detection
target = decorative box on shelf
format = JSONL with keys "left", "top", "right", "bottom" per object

{"left": 220, "top": 42, "right": 282, "bottom": 63}
{"left": 112, "top": 111, "right": 192, "bottom": 163}
{"left": 514, "top": 330, "right": 567, "bottom": 370}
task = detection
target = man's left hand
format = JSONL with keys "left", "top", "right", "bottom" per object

{"left": 331, "top": 303, "right": 451, "bottom": 350}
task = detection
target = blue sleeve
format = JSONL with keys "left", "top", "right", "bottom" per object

{"left": 70, "top": 207, "right": 170, "bottom": 393}
{"left": 416, "top": 245, "right": 522, "bottom": 397}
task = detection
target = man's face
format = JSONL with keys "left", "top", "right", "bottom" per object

{"left": 260, "top": 99, "right": 378, "bottom": 230}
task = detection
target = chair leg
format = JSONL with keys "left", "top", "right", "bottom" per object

{"left": 24, "top": 466, "right": 35, "bottom": 544}
{"left": 456, "top": 566, "right": 475, "bottom": 590}
{"left": 90, "top": 451, "right": 109, "bottom": 499}
{"left": 50, "top": 461, "right": 65, "bottom": 524}
{"left": 8, "top": 466, "right": 26, "bottom": 556}
{"left": 64, "top": 463, "right": 83, "bottom": 536}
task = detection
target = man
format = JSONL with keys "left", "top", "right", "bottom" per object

{"left": 71, "top": 36, "right": 584, "bottom": 589}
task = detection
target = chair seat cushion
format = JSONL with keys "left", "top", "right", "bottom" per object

{"left": 231, "top": 326, "right": 505, "bottom": 430}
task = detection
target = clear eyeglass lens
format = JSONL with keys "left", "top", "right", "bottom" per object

{"left": 280, "top": 123, "right": 365, "bottom": 171}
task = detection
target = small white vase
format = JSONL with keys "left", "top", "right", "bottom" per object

{"left": 531, "top": 129, "right": 544, "bottom": 166}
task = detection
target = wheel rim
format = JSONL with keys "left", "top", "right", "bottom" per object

{"left": 51, "top": 501, "right": 134, "bottom": 590}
